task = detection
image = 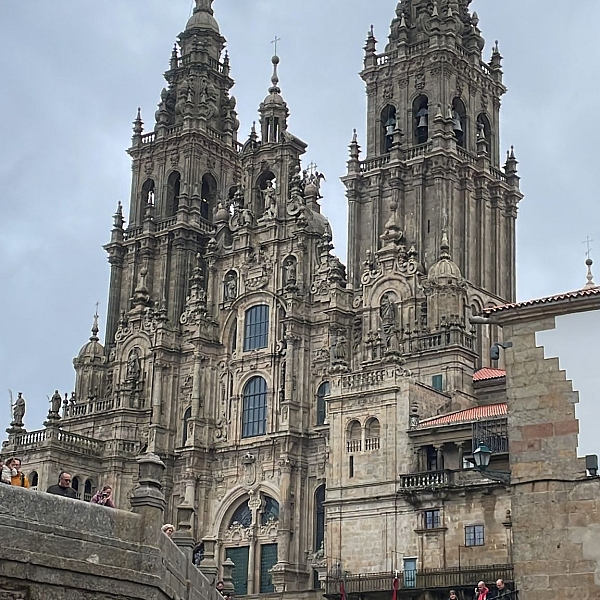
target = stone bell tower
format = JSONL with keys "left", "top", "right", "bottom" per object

{"left": 105, "top": 0, "right": 241, "bottom": 343}
{"left": 344, "top": 0, "right": 523, "bottom": 309}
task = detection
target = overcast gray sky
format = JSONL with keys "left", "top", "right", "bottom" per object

{"left": 0, "top": 1, "right": 598, "bottom": 455}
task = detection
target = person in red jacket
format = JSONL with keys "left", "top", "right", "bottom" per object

{"left": 474, "top": 581, "right": 490, "bottom": 600}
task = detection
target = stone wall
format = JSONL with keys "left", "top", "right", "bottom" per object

{"left": 0, "top": 483, "right": 222, "bottom": 600}
{"left": 502, "top": 308, "right": 600, "bottom": 599}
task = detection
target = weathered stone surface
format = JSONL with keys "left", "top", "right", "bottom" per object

{"left": 0, "top": 484, "right": 223, "bottom": 600}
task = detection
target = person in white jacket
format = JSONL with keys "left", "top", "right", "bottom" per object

{"left": 0, "top": 458, "right": 12, "bottom": 484}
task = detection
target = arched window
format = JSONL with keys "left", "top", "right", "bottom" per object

{"left": 452, "top": 98, "right": 466, "bottom": 148}
{"left": 477, "top": 114, "right": 492, "bottom": 146}
{"left": 413, "top": 95, "right": 429, "bottom": 144}
{"left": 201, "top": 173, "right": 218, "bottom": 221}
{"left": 230, "top": 499, "right": 252, "bottom": 527}
{"left": 316, "top": 382, "right": 330, "bottom": 426}
{"left": 346, "top": 420, "right": 362, "bottom": 453}
{"left": 242, "top": 377, "right": 268, "bottom": 438}
{"left": 166, "top": 171, "right": 181, "bottom": 216}
{"left": 182, "top": 406, "right": 192, "bottom": 446}
{"left": 243, "top": 305, "right": 269, "bottom": 351}
{"left": 381, "top": 105, "right": 397, "bottom": 153}
{"left": 140, "top": 178, "right": 155, "bottom": 221}
{"left": 365, "top": 417, "right": 381, "bottom": 451}
{"left": 29, "top": 471, "right": 39, "bottom": 489}
{"left": 84, "top": 479, "right": 93, "bottom": 502}
{"left": 314, "top": 485, "right": 325, "bottom": 552}
{"left": 72, "top": 476, "right": 80, "bottom": 497}
{"left": 261, "top": 496, "right": 280, "bottom": 525}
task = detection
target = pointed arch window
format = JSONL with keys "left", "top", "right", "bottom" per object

{"left": 242, "top": 376, "right": 268, "bottom": 438}
{"left": 316, "top": 381, "right": 330, "bottom": 426}
{"left": 166, "top": 171, "right": 181, "bottom": 216}
{"left": 29, "top": 471, "right": 39, "bottom": 490}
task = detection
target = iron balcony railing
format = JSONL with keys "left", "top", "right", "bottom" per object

{"left": 325, "top": 564, "right": 514, "bottom": 595}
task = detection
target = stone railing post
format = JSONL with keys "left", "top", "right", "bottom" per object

{"left": 130, "top": 453, "right": 166, "bottom": 546}
{"left": 222, "top": 558, "right": 235, "bottom": 594}
{"left": 198, "top": 538, "right": 219, "bottom": 585}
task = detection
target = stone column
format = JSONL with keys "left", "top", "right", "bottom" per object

{"left": 130, "top": 453, "right": 166, "bottom": 547}
{"left": 173, "top": 471, "right": 197, "bottom": 561}
{"left": 454, "top": 441, "right": 464, "bottom": 470}
{"left": 271, "top": 458, "right": 295, "bottom": 592}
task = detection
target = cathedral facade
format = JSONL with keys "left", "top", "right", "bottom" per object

{"left": 3, "top": 1, "right": 526, "bottom": 598}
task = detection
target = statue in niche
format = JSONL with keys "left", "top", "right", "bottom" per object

{"left": 380, "top": 293, "right": 400, "bottom": 354}
{"left": 261, "top": 180, "right": 277, "bottom": 219}
{"left": 333, "top": 334, "right": 348, "bottom": 362}
{"left": 126, "top": 348, "right": 142, "bottom": 381}
{"left": 224, "top": 271, "right": 238, "bottom": 302}
{"left": 283, "top": 257, "right": 297, "bottom": 287}
{"left": 198, "top": 76, "right": 217, "bottom": 120}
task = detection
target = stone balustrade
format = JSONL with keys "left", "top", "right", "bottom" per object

{"left": 399, "top": 469, "right": 452, "bottom": 490}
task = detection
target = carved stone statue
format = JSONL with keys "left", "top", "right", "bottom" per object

{"left": 380, "top": 293, "right": 401, "bottom": 354}
{"left": 283, "top": 258, "right": 297, "bottom": 287}
{"left": 50, "top": 390, "right": 62, "bottom": 416}
{"left": 11, "top": 392, "right": 25, "bottom": 428}
{"left": 224, "top": 271, "right": 238, "bottom": 302}
{"left": 127, "top": 348, "right": 142, "bottom": 381}
{"left": 333, "top": 334, "right": 348, "bottom": 362}
{"left": 261, "top": 180, "right": 277, "bottom": 219}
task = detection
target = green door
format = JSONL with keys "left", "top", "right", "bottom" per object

{"left": 226, "top": 547, "right": 249, "bottom": 595}
{"left": 260, "top": 543, "right": 278, "bottom": 593}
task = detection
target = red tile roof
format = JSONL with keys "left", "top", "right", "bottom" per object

{"left": 483, "top": 286, "right": 600, "bottom": 315}
{"left": 473, "top": 368, "right": 506, "bottom": 382}
{"left": 418, "top": 403, "right": 507, "bottom": 428}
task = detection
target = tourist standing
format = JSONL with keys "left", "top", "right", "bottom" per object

{"left": 90, "top": 484, "right": 116, "bottom": 508}
{"left": 6, "top": 458, "right": 30, "bottom": 488}
{"left": 46, "top": 472, "right": 78, "bottom": 498}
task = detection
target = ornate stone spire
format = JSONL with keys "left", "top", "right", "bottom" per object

{"left": 584, "top": 257, "right": 596, "bottom": 289}
{"left": 90, "top": 306, "right": 100, "bottom": 342}
{"left": 259, "top": 48, "right": 289, "bottom": 143}
{"left": 583, "top": 238, "right": 597, "bottom": 289}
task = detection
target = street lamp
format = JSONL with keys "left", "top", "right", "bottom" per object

{"left": 472, "top": 442, "right": 511, "bottom": 485}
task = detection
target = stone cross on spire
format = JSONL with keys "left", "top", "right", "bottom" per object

{"left": 583, "top": 236, "right": 596, "bottom": 289}
{"left": 271, "top": 35, "right": 281, "bottom": 56}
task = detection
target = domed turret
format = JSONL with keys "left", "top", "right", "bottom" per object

{"left": 77, "top": 311, "right": 105, "bottom": 360}
{"left": 186, "top": 0, "right": 220, "bottom": 33}
{"left": 428, "top": 230, "right": 463, "bottom": 283}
